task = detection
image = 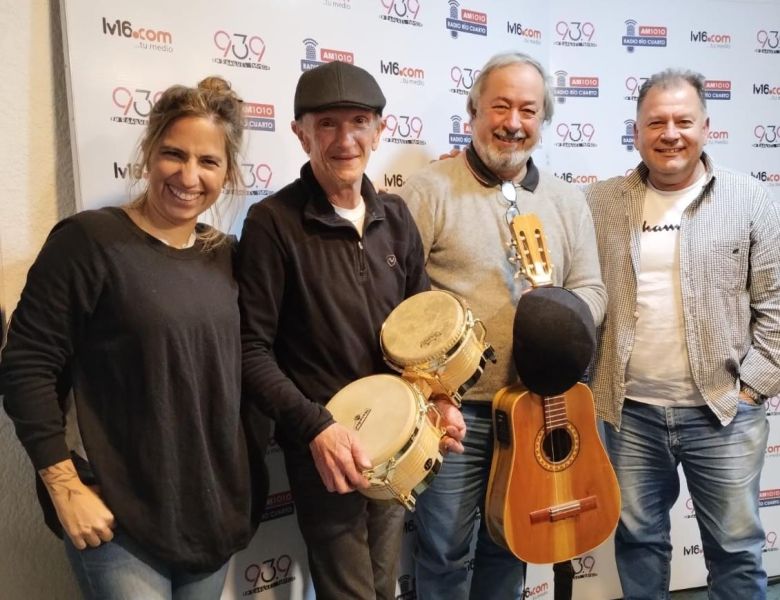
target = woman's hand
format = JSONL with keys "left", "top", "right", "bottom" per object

{"left": 39, "top": 459, "right": 116, "bottom": 549}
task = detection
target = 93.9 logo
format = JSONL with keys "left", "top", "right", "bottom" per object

{"left": 756, "top": 30, "right": 779, "bottom": 50}
{"left": 244, "top": 554, "right": 293, "bottom": 592}
{"left": 765, "top": 531, "right": 778, "bottom": 552}
{"left": 241, "top": 163, "right": 273, "bottom": 195}
{"left": 753, "top": 125, "right": 780, "bottom": 146}
{"left": 572, "top": 555, "right": 596, "bottom": 577}
{"left": 555, "top": 122, "right": 595, "bottom": 146}
{"left": 213, "top": 30, "right": 266, "bottom": 62}
{"left": 625, "top": 76, "right": 648, "bottom": 99}
{"left": 450, "top": 66, "right": 481, "bottom": 92}
{"left": 384, "top": 114, "right": 425, "bottom": 144}
{"left": 380, "top": 0, "right": 421, "bottom": 20}
{"left": 111, "top": 87, "right": 164, "bottom": 123}
{"left": 555, "top": 21, "right": 596, "bottom": 43}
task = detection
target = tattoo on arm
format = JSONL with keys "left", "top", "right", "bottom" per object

{"left": 39, "top": 462, "right": 84, "bottom": 501}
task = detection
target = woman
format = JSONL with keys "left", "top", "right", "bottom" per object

{"left": 0, "top": 77, "right": 268, "bottom": 599}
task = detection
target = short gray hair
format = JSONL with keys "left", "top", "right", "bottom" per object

{"left": 637, "top": 68, "right": 707, "bottom": 115}
{"left": 466, "top": 52, "right": 554, "bottom": 124}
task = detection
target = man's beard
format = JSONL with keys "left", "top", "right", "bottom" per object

{"left": 475, "top": 134, "right": 535, "bottom": 178}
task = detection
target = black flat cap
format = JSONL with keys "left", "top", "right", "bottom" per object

{"left": 294, "top": 61, "right": 386, "bottom": 119}
{"left": 513, "top": 287, "right": 596, "bottom": 397}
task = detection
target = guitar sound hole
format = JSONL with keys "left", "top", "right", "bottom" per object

{"left": 542, "top": 428, "right": 573, "bottom": 463}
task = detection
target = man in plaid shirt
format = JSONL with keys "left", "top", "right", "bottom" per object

{"left": 587, "top": 68, "right": 780, "bottom": 599}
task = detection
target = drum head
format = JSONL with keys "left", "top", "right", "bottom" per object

{"left": 326, "top": 374, "right": 420, "bottom": 466}
{"left": 381, "top": 290, "right": 467, "bottom": 366}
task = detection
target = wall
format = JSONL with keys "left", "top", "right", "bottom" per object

{"left": 0, "top": 0, "right": 80, "bottom": 597}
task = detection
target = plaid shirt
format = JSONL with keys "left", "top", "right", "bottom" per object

{"left": 586, "top": 154, "right": 780, "bottom": 427}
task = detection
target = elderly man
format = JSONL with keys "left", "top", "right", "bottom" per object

{"left": 587, "top": 69, "right": 780, "bottom": 600}
{"left": 236, "top": 61, "right": 465, "bottom": 600}
{"left": 401, "top": 52, "right": 607, "bottom": 599}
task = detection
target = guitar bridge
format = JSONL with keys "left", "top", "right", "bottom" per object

{"left": 528, "top": 495, "right": 598, "bottom": 523}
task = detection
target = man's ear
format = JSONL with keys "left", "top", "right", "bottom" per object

{"left": 291, "top": 119, "right": 310, "bottom": 154}
{"left": 371, "top": 116, "right": 386, "bottom": 151}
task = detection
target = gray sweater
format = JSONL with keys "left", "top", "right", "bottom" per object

{"left": 402, "top": 154, "right": 606, "bottom": 402}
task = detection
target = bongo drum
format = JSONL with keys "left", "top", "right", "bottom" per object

{"left": 380, "top": 290, "right": 495, "bottom": 406}
{"left": 325, "top": 374, "right": 444, "bottom": 511}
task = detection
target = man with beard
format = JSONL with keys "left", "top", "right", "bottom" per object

{"left": 401, "top": 52, "right": 607, "bottom": 599}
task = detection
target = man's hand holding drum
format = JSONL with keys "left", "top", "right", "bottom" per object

{"left": 310, "top": 422, "right": 373, "bottom": 493}
{"left": 431, "top": 394, "right": 466, "bottom": 454}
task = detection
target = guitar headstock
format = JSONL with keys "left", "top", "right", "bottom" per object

{"left": 509, "top": 213, "right": 554, "bottom": 287}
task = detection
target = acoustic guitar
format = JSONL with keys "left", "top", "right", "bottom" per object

{"left": 484, "top": 213, "right": 620, "bottom": 565}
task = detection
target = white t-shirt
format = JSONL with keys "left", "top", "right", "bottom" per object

{"left": 333, "top": 198, "right": 366, "bottom": 236}
{"left": 625, "top": 175, "right": 707, "bottom": 407}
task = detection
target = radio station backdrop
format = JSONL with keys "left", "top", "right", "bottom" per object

{"left": 59, "top": 1, "right": 780, "bottom": 598}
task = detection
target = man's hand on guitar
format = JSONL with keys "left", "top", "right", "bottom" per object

{"left": 431, "top": 394, "right": 467, "bottom": 454}
{"left": 310, "top": 422, "right": 372, "bottom": 493}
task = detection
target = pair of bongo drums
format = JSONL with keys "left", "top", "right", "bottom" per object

{"left": 326, "top": 290, "right": 495, "bottom": 510}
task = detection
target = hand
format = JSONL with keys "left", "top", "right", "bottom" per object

{"left": 309, "top": 423, "right": 372, "bottom": 494}
{"left": 39, "top": 460, "right": 116, "bottom": 550}
{"left": 430, "top": 394, "right": 467, "bottom": 454}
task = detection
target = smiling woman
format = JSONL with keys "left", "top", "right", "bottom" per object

{"left": 0, "top": 77, "right": 269, "bottom": 600}
{"left": 126, "top": 76, "right": 245, "bottom": 249}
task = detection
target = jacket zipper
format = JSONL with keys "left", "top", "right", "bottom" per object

{"left": 357, "top": 239, "right": 367, "bottom": 278}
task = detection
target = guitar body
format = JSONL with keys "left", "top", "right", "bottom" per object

{"left": 486, "top": 382, "right": 620, "bottom": 564}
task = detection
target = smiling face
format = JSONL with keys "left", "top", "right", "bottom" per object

{"left": 292, "top": 108, "right": 383, "bottom": 198}
{"left": 469, "top": 63, "right": 545, "bottom": 181}
{"left": 634, "top": 81, "right": 710, "bottom": 191}
{"left": 145, "top": 115, "right": 228, "bottom": 229}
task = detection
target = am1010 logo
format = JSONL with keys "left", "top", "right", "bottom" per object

{"left": 448, "top": 115, "right": 472, "bottom": 148}
{"left": 212, "top": 30, "right": 269, "bottom": 70}
{"left": 446, "top": 1, "right": 488, "bottom": 39}
{"left": 244, "top": 553, "right": 294, "bottom": 595}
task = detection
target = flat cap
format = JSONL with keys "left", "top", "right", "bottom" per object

{"left": 512, "top": 287, "right": 596, "bottom": 397}
{"left": 294, "top": 61, "right": 386, "bottom": 119}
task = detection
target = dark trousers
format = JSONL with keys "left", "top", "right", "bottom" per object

{"left": 284, "top": 446, "right": 406, "bottom": 600}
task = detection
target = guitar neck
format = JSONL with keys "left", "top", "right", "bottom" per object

{"left": 509, "top": 214, "right": 554, "bottom": 287}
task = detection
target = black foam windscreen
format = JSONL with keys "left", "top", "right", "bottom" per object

{"left": 512, "top": 287, "right": 596, "bottom": 397}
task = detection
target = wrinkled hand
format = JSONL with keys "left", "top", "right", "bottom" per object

{"left": 310, "top": 423, "right": 372, "bottom": 494}
{"left": 40, "top": 460, "right": 116, "bottom": 550}
{"left": 431, "top": 394, "right": 467, "bottom": 454}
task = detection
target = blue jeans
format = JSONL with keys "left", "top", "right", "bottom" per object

{"left": 64, "top": 528, "right": 229, "bottom": 600}
{"left": 413, "top": 404, "right": 525, "bottom": 600}
{"left": 605, "top": 399, "right": 768, "bottom": 600}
